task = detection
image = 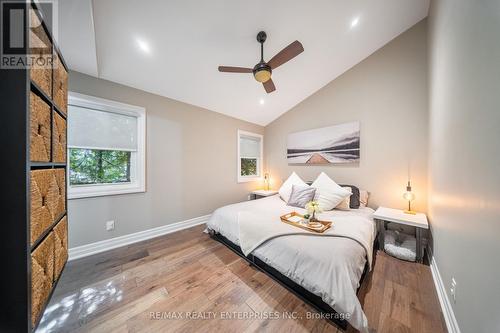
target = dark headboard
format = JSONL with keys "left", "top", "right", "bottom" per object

{"left": 305, "top": 181, "right": 361, "bottom": 209}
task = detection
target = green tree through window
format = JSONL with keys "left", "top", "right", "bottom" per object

{"left": 240, "top": 158, "right": 257, "bottom": 176}
{"left": 70, "top": 148, "right": 131, "bottom": 185}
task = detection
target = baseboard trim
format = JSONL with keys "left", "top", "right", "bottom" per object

{"left": 428, "top": 249, "right": 461, "bottom": 333}
{"left": 68, "top": 215, "right": 210, "bottom": 261}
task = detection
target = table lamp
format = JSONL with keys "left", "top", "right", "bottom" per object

{"left": 403, "top": 180, "right": 416, "bottom": 214}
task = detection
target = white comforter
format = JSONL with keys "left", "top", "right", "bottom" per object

{"left": 206, "top": 195, "right": 376, "bottom": 332}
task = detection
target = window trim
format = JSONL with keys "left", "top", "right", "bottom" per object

{"left": 237, "top": 130, "right": 263, "bottom": 183}
{"left": 67, "top": 92, "right": 146, "bottom": 199}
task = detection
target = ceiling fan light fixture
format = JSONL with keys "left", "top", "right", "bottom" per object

{"left": 254, "top": 69, "right": 271, "bottom": 83}
{"left": 253, "top": 62, "right": 272, "bottom": 83}
{"left": 218, "top": 31, "right": 304, "bottom": 93}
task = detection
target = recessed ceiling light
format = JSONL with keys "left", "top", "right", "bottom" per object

{"left": 350, "top": 17, "right": 360, "bottom": 29}
{"left": 137, "top": 39, "right": 151, "bottom": 54}
{"left": 259, "top": 98, "right": 265, "bottom": 105}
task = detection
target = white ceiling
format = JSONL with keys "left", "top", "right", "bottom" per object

{"left": 56, "top": 0, "right": 98, "bottom": 77}
{"left": 58, "top": 0, "right": 429, "bottom": 126}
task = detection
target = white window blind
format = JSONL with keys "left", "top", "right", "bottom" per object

{"left": 68, "top": 105, "right": 138, "bottom": 151}
{"left": 239, "top": 135, "right": 261, "bottom": 158}
{"left": 237, "top": 130, "right": 263, "bottom": 183}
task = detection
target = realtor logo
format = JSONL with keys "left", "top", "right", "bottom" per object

{"left": 1, "top": 0, "right": 56, "bottom": 69}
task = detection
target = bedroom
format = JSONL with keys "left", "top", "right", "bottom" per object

{"left": 0, "top": 0, "right": 498, "bottom": 332}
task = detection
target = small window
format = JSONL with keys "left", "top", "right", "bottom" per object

{"left": 67, "top": 92, "right": 146, "bottom": 199}
{"left": 237, "top": 130, "right": 263, "bottom": 183}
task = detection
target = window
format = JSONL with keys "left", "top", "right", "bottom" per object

{"left": 237, "top": 130, "right": 263, "bottom": 182}
{"left": 67, "top": 92, "right": 146, "bottom": 199}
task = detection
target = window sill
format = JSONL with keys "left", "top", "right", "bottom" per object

{"left": 68, "top": 183, "right": 146, "bottom": 199}
{"left": 238, "top": 176, "right": 261, "bottom": 183}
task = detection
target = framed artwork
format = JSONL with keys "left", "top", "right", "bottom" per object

{"left": 287, "top": 121, "right": 360, "bottom": 164}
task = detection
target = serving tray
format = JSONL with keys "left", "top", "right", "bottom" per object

{"left": 280, "top": 212, "right": 332, "bottom": 233}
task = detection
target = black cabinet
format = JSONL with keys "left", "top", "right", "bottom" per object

{"left": 0, "top": 1, "right": 68, "bottom": 331}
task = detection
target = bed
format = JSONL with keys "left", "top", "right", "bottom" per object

{"left": 206, "top": 194, "right": 376, "bottom": 332}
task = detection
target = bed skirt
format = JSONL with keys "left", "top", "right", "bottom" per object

{"left": 209, "top": 229, "right": 371, "bottom": 331}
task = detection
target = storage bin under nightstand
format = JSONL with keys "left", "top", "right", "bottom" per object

{"left": 373, "top": 207, "right": 428, "bottom": 263}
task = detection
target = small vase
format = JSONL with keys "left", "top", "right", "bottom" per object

{"left": 310, "top": 211, "right": 318, "bottom": 222}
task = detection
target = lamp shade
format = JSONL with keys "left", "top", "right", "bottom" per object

{"left": 403, "top": 191, "right": 415, "bottom": 201}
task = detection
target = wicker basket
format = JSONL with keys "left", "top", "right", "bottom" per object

{"left": 53, "top": 168, "right": 66, "bottom": 218}
{"left": 53, "top": 216, "right": 68, "bottom": 280}
{"left": 30, "top": 170, "right": 58, "bottom": 245}
{"left": 53, "top": 53, "right": 67, "bottom": 115}
{"left": 29, "top": 9, "right": 52, "bottom": 98}
{"left": 30, "top": 92, "right": 51, "bottom": 162}
{"left": 31, "top": 232, "right": 54, "bottom": 326}
{"left": 53, "top": 112, "right": 66, "bottom": 163}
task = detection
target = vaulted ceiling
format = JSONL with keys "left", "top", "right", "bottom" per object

{"left": 57, "top": 0, "right": 429, "bottom": 125}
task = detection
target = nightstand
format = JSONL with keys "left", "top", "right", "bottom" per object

{"left": 250, "top": 190, "right": 278, "bottom": 200}
{"left": 373, "top": 207, "right": 429, "bottom": 263}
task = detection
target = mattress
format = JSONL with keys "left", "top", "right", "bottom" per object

{"left": 206, "top": 195, "right": 375, "bottom": 332}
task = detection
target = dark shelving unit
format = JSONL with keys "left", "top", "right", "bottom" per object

{"left": 0, "top": 1, "right": 69, "bottom": 331}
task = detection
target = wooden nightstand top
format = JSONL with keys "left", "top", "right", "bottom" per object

{"left": 251, "top": 190, "right": 278, "bottom": 197}
{"left": 373, "top": 206, "right": 428, "bottom": 229}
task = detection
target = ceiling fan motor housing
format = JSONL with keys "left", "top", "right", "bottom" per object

{"left": 253, "top": 62, "right": 272, "bottom": 82}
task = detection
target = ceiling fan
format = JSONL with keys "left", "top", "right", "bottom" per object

{"left": 218, "top": 31, "right": 304, "bottom": 93}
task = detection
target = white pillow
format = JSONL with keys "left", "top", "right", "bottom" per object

{"left": 335, "top": 187, "right": 353, "bottom": 211}
{"left": 278, "top": 172, "right": 308, "bottom": 203}
{"left": 311, "top": 172, "right": 351, "bottom": 210}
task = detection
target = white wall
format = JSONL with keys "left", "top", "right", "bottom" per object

{"left": 68, "top": 71, "right": 264, "bottom": 247}
{"left": 265, "top": 20, "right": 428, "bottom": 212}
{"left": 428, "top": 0, "right": 500, "bottom": 331}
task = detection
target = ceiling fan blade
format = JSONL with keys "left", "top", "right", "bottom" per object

{"left": 218, "top": 66, "right": 253, "bottom": 73}
{"left": 263, "top": 78, "right": 276, "bottom": 93}
{"left": 268, "top": 40, "right": 304, "bottom": 70}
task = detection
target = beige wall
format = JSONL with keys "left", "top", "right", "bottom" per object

{"left": 68, "top": 71, "right": 264, "bottom": 247}
{"left": 265, "top": 20, "right": 428, "bottom": 212}
{"left": 428, "top": 0, "right": 500, "bottom": 331}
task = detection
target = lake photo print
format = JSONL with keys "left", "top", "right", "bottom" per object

{"left": 287, "top": 121, "right": 360, "bottom": 164}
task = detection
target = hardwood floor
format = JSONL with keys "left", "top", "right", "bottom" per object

{"left": 37, "top": 225, "right": 446, "bottom": 332}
